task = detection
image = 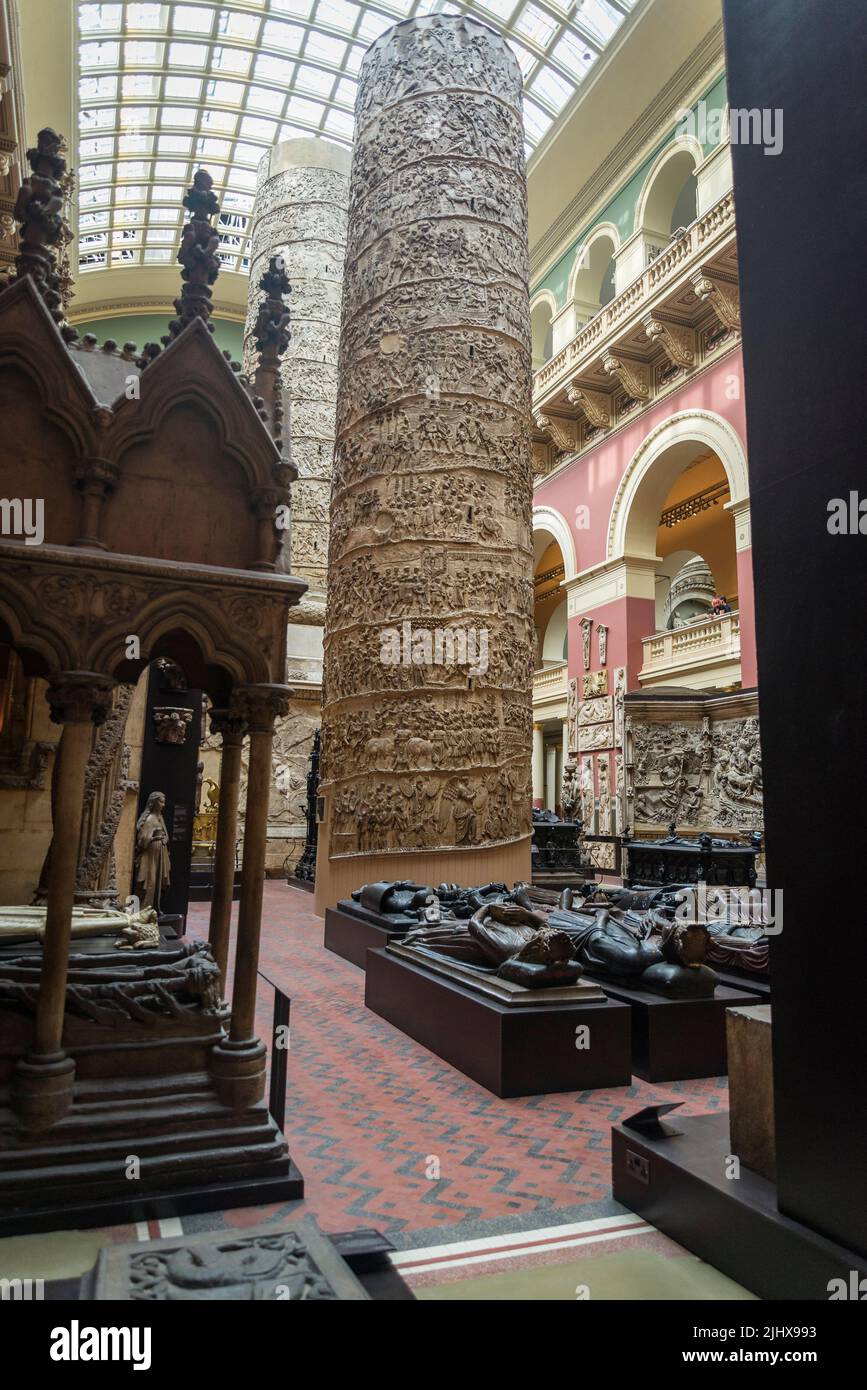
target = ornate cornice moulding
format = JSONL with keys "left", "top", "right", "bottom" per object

{"left": 69, "top": 297, "right": 246, "bottom": 325}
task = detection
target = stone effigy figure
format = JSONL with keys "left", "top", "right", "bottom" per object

{"left": 402, "top": 901, "right": 582, "bottom": 989}
{"left": 135, "top": 791, "right": 171, "bottom": 914}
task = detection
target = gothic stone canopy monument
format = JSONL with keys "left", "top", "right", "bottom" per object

{"left": 0, "top": 138, "right": 305, "bottom": 1221}
{"left": 316, "top": 15, "right": 535, "bottom": 909}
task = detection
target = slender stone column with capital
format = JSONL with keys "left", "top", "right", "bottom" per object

{"left": 13, "top": 673, "right": 114, "bottom": 1130}
{"left": 315, "top": 15, "right": 534, "bottom": 910}
{"left": 207, "top": 705, "right": 247, "bottom": 989}
{"left": 210, "top": 684, "right": 289, "bottom": 1111}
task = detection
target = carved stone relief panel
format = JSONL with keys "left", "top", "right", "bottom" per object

{"left": 583, "top": 670, "right": 608, "bottom": 698}
{"left": 597, "top": 751, "right": 612, "bottom": 834}
{"left": 613, "top": 665, "right": 627, "bottom": 746}
{"left": 578, "top": 721, "right": 614, "bottom": 753}
{"left": 567, "top": 677, "right": 579, "bottom": 756}
{"left": 578, "top": 696, "right": 613, "bottom": 726}
{"left": 319, "top": 15, "right": 532, "bottom": 861}
{"left": 580, "top": 754, "right": 595, "bottom": 829}
{"left": 626, "top": 706, "right": 763, "bottom": 834}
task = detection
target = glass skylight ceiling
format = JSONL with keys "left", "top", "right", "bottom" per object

{"left": 76, "top": 0, "right": 636, "bottom": 275}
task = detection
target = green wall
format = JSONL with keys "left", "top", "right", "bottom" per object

{"left": 73, "top": 313, "right": 245, "bottom": 363}
{"left": 533, "top": 73, "right": 729, "bottom": 308}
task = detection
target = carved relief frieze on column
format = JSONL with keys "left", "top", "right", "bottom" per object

{"left": 690, "top": 269, "right": 741, "bottom": 332}
{"left": 317, "top": 14, "right": 533, "bottom": 900}
{"left": 245, "top": 139, "right": 351, "bottom": 596}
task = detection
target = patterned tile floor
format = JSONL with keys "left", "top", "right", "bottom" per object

{"left": 0, "top": 881, "right": 748, "bottom": 1298}
{"left": 185, "top": 883, "right": 729, "bottom": 1251}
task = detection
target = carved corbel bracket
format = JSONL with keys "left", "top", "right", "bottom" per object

{"left": 642, "top": 314, "right": 696, "bottom": 369}
{"left": 601, "top": 353, "right": 650, "bottom": 400}
{"left": 532, "top": 409, "right": 578, "bottom": 454}
{"left": 690, "top": 269, "right": 741, "bottom": 332}
{"left": 565, "top": 381, "right": 611, "bottom": 429}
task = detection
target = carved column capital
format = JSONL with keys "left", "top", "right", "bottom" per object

{"left": 209, "top": 704, "right": 248, "bottom": 745}
{"left": 232, "top": 683, "right": 291, "bottom": 734}
{"left": 250, "top": 484, "right": 290, "bottom": 519}
{"left": 46, "top": 672, "right": 115, "bottom": 726}
{"left": 73, "top": 455, "right": 119, "bottom": 495}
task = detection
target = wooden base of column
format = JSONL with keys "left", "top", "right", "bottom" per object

{"left": 209, "top": 1038, "right": 267, "bottom": 1110}
{"left": 11, "top": 1052, "right": 76, "bottom": 1132}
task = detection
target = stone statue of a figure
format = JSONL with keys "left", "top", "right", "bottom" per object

{"left": 135, "top": 791, "right": 171, "bottom": 914}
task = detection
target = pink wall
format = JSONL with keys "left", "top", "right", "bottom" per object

{"left": 535, "top": 351, "right": 757, "bottom": 689}
{"left": 535, "top": 351, "right": 749, "bottom": 573}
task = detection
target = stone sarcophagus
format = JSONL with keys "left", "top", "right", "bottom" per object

{"left": 316, "top": 15, "right": 534, "bottom": 908}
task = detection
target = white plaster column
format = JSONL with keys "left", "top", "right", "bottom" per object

{"left": 532, "top": 724, "right": 544, "bottom": 807}
{"left": 245, "top": 137, "right": 351, "bottom": 604}
{"left": 545, "top": 743, "right": 558, "bottom": 812}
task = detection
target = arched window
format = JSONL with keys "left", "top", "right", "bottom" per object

{"left": 531, "top": 296, "right": 555, "bottom": 369}
{"left": 570, "top": 229, "right": 618, "bottom": 325}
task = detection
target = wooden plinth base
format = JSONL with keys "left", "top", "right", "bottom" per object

{"left": 0, "top": 1160, "right": 304, "bottom": 1239}
{"left": 0, "top": 1074, "right": 303, "bottom": 1236}
{"left": 612, "top": 1112, "right": 867, "bottom": 1300}
{"left": 597, "top": 979, "right": 762, "bottom": 1081}
{"left": 365, "top": 947, "right": 631, "bottom": 1098}
{"left": 323, "top": 904, "right": 407, "bottom": 969}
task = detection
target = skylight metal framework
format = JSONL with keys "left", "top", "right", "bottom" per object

{"left": 75, "top": 0, "right": 635, "bottom": 276}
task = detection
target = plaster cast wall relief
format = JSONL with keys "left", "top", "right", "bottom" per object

{"left": 319, "top": 15, "right": 534, "bottom": 863}
{"left": 624, "top": 701, "right": 764, "bottom": 836}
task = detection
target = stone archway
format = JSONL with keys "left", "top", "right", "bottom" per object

{"left": 607, "top": 409, "right": 750, "bottom": 564}
{"left": 533, "top": 503, "right": 577, "bottom": 580}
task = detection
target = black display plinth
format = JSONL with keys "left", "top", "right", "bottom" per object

{"left": 188, "top": 862, "right": 241, "bottom": 903}
{"left": 324, "top": 902, "right": 407, "bottom": 969}
{"left": 597, "top": 979, "right": 762, "bottom": 1081}
{"left": 365, "top": 947, "right": 631, "bottom": 1098}
{"left": 715, "top": 968, "right": 770, "bottom": 1001}
{"left": 612, "top": 1112, "right": 867, "bottom": 1300}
